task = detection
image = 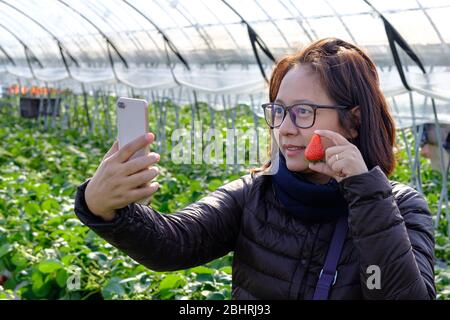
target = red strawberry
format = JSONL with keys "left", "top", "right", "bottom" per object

{"left": 305, "top": 134, "right": 325, "bottom": 163}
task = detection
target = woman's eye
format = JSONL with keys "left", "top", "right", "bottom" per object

{"left": 296, "top": 106, "right": 313, "bottom": 116}
{"left": 274, "top": 107, "right": 284, "bottom": 114}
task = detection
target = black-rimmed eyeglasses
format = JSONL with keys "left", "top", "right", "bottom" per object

{"left": 261, "top": 102, "right": 353, "bottom": 129}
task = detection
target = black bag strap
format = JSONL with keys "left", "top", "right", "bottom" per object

{"left": 313, "top": 215, "right": 348, "bottom": 300}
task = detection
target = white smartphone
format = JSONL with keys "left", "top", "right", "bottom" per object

{"left": 116, "top": 97, "right": 151, "bottom": 205}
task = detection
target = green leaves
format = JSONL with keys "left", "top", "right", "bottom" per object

{"left": 38, "top": 260, "right": 63, "bottom": 273}
{"left": 102, "top": 277, "right": 126, "bottom": 299}
{"left": 66, "top": 145, "right": 87, "bottom": 159}
{"left": 159, "top": 274, "right": 186, "bottom": 291}
{"left": 55, "top": 269, "right": 69, "bottom": 288}
{"left": 24, "top": 202, "right": 41, "bottom": 216}
{"left": 207, "top": 179, "right": 222, "bottom": 191}
{"left": 0, "top": 244, "right": 12, "bottom": 259}
{"left": 41, "top": 199, "right": 61, "bottom": 213}
{"left": 158, "top": 274, "right": 187, "bottom": 299}
{"left": 32, "top": 271, "right": 52, "bottom": 298}
{"left": 190, "top": 266, "right": 214, "bottom": 275}
{"left": 11, "top": 252, "right": 28, "bottom": 268}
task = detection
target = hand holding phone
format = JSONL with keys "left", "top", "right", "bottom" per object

{"left": 116, "top": 97, "right": 153, "bottom": 205}
{"left": 84, "top": 134, "right": 160, "bottom": 221}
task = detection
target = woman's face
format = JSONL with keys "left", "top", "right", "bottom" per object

{"left": 273, "top": 64, "right": 351, "bottom": 177}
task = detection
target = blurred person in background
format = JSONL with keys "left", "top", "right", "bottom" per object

{"left": 420, "top": 123, "right": 450, "bottom": 172}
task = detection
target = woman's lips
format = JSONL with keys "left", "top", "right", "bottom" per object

{"left": 283, "top": 145, "right": 306, "bottom": 157}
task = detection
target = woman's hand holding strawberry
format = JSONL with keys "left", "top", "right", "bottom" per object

{"left": 306, "top": 130, "right": 368, "bottom": 182}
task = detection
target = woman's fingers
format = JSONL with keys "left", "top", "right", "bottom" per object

{"left": 114, "top": 133, "right": 155, "bottom": 163}
{"left": 314, "top": 129, "right": 351, "bottom": 146}
{"left": 309, "top": 161, "right": 346, "bottom": 181}
{"left": 309, "top": 145, "right": 351, "bottom": 180}
{"left": 125, "top": 166, "right": 159, "bottom": 189}
{"left": 330, "top": 157, "right": 347, "bottom": 174}
{"left": 325, "top": 145, "right": 348, "bottom": 163}
{"left": 122, "top": 152, "right": 160, "bottom": 176}
{"left": 327, "top": 145, "right": 360, "bottom": 168}
{"left": 127, "top": 182, "right": 160, "bottom": 204}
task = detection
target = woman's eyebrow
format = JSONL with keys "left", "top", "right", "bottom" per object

{"left": 274, "top": 99, "right": 315, "bottom": 105}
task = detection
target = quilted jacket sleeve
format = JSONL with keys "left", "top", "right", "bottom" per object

{"left": 339, "top": 166, "right": 435, "bottom": 300}
{"left": 73, "top": 175, "right": 251, "bottom": 271}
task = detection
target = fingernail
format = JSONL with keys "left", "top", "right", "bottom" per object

{"left": 149, "top": 152, "right": 160, "bottom": 160}
{"left": 145, "top": 133, "right": 153, "bottom": 141}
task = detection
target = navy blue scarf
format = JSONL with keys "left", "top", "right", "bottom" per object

{"left": 272, "top": 152, "right": 349, "bottom": 223}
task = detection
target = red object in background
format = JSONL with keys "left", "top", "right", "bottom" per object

{"left": 0, "top": 275, "right": 8, "bottom": 286}
{"left": 7, "top": 84, "right": 63, "bottom": 96}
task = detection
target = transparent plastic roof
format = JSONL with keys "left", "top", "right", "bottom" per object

{"left": 0, "top": 0, "right": 449, "bottom": 122}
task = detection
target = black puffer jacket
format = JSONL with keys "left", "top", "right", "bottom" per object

{"left": 74, "top": 166, "right": 435, "bottom": 299}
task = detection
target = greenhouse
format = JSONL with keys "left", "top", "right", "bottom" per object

{"left": 0, "top": 0, "right": 449, "bottom": 301}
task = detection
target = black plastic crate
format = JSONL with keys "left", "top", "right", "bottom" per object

{"left": 20, "top": 97, "right": 61, "bottom": 118}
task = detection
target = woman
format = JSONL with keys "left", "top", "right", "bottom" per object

{"left": 74, "top": 38, "right": 435, "bottom": 299}
{"left": 420, "top": 123, "right": 450, "bottom": 172}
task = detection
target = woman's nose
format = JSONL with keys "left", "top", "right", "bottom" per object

{"left": 278, "top": 113, "right": 298, "bottom": 136}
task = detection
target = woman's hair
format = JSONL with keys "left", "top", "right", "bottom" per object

{"left": 253, "top": 37, "right": 397, "bottom": 176}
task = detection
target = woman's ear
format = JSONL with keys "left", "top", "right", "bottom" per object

{"left": 349, "top": 106, "right": 361, "bottom": 139}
